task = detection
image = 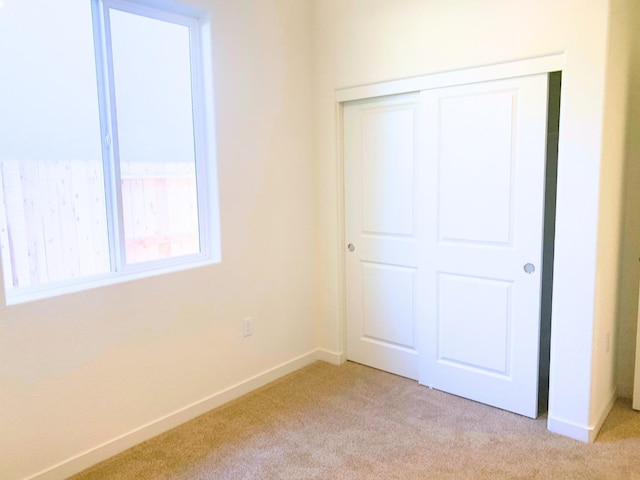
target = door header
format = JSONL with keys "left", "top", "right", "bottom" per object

{"left": 335, "top": 53, "right": 564, "bottom": 103}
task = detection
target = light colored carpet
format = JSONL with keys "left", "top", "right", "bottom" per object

{"left": 70, "top": 361, "right": 640, "bottom": 480}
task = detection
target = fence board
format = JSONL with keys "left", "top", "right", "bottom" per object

{"left": 0, "top": 164, "right": 13, "bottom": 290}
{"left": 22, "top": 161, "right": 47, "bottom": 284}
{"left": 87, "top": 162, "right": 109, "bottom": 269}
{"left": 43, "top": 160, "right": 65, "bottom": 283}
{"left": 71, "top": 161, "right": 92, "bottom": 274}
{"left": 1, "top": 162, "right": 30, "bottom": 287}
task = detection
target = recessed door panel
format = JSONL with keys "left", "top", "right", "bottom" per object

{"left": 362, "top": 263, "right": 415, "bottom": 348}
{"left": 361, "top": 108, "right": 415, "bottom": 236}
{"left": 438, "top": 92, "right": 516, "bottom": 246}
{"left": 437, "top": 273, "right": 512, "bottom": 375}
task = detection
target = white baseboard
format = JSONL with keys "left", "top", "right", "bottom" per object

{"left": 547, "top": 389, "right": 617, "bottom": 443}
{"left": 547, "top": 415, "right": 590, "bottom": 442}
{"left": 315, "top": 348, "right": 345, "bottom": 365}
{"left": 24, "top": 349, "right": 338, "bottom": 480}
{"left": 588, "top": 389, "right": 618, "bottom": 442}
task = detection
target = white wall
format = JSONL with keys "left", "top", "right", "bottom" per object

{"left": 0, "top": 1, "right": 316, "bottom": 479}
{"left": 546, "top": 0, "right": 610, "bottom": 441}
{"left": 616, "top": 0, "right": 640, "bottom": 400}
{"left": 590, "top": 0, "right": 637, "bottom": 432}
{"left": 311, "top": 0, "right": 625, "bottom": 442}
{"left": 588, "top": 0, "right": 635, "bottom": 424}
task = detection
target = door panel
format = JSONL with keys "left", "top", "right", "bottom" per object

{"left": 438, "top": 91, "right": 516, "bottom": 245}
{"left": 362, "top": 262, "right": 416, "bottom": 348}
{"left": 361, "top": 107, "right": 415, "bottom": 235}
{"left": 419, "top": 75, "right": 548, "bottom": 418}
{"left": 344, "top": 93, "right": 421, "bottom": 380}
{"left": 437, "top": 274, "right": 513, "bottom": 374}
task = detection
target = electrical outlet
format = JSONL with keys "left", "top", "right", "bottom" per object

{"left": 243, "top": 317, "right": 253, "bottom": 337}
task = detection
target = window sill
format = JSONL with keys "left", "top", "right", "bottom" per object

{"left": 3, "top": 254, "right": 218, "bottom": 306}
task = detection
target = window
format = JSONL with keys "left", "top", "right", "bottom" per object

{"left": 0, "top": 0, "right": 219, "bottom": 304}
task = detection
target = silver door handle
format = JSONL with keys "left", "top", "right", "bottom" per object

{"left": 524, "top": 263, "right": 535, "bottom": 274}
{"left": 347, "top": 243, "right": 355, "bottom": 252}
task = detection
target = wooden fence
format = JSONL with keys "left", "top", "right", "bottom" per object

{"left": 0, "top": 160, "right": 198, "bottom": 289}
{"left": 120, "top": 161, "right": 199, "bottom": 264}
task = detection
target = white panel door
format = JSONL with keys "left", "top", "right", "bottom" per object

{"left": 419, "top": 74, "right": 549, "bottom": 418}
{"left": 344, "top": 93, "right": 422, "bottom": 380}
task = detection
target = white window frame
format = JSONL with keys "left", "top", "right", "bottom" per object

{"left": 2, "top": 0, "right": 220, "bottom": 305}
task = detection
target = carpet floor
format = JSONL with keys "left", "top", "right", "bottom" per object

{"left": 70, "top": 361, "right": 640, "bottom": 479}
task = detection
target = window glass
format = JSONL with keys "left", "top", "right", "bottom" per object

{"left": 0, "top": 0, "right": 110, "bottom": 288}
{"left": 109, "top": 9, "right": 200, "bottom": 263}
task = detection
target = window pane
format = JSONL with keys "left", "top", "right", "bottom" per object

{"left": 109, "top": 9, "right": 200, "bottom": 264}
{"left": 0, "top": 0, "right": 110, "bottom": 288}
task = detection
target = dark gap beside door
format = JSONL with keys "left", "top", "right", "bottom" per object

{"left": 538, "top": 71, "right": 562, "bottom": 414}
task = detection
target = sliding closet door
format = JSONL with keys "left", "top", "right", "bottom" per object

{"left": 344, "top": 74, "right": 549, "bottom": 418}
{"left": 419, "top": 74, "right": 549, "bottom": 418}
{"left": 344, "top": 93, "right": 423, "bottom": 380}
